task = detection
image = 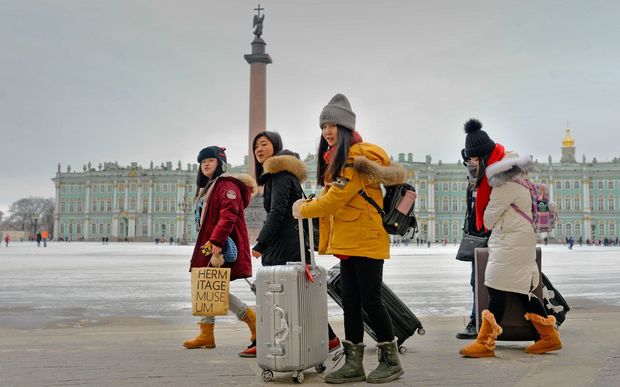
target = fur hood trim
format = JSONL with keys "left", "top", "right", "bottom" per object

{"left": 486, "top": 152, "right": 534, "bottom": 187}
{"left": 262, "top": 154, "right": 307, "bottom": 182}
{"left": 222, "top": 173, "right": 259, "bottom": 197}
{"left": 353, "top": 156, "right": 406, "bottom": 186}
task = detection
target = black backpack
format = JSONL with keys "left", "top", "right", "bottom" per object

{"left": 359, "top": 183, "right": 418, "bottom": 237}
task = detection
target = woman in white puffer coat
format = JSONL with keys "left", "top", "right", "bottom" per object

{"left": 460, "top": 151, "right": 563, "bottom": 358}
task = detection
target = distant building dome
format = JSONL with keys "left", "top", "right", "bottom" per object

{"left": 562, "top": 128, "right": 575, "bottom": 148}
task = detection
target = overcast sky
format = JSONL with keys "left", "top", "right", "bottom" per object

{"left": 1, "top": 0, "right": 619, "bottom": 214}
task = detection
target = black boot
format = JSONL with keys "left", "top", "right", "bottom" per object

{"left": 456, "top": 319, "right": 477, "bottom": 339}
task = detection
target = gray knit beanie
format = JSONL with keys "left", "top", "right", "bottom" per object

{"left": 319, "top": 93, "right": 356, "bottom": 131}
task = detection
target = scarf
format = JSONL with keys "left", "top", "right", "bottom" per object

{"left": 323, "top": 130, "right": 363, "bottom": 165}
{"left": 475, "top": 143, "right": 506, "bottom": 231}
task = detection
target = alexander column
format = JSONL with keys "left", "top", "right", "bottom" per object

{"left": 244, "top": 4, "right": 272, "bottom": 178}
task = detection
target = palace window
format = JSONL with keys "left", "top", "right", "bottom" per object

{"left": 574, "top": 222, "right": 581, "bottom": 236}
{"left": 443, "top": 222, "right": 449, "bottom": 237}
{"left": 93, "top": 184, "right": 98, "bottom": 193}
{"left": 143, "top": 198, "right": 148, "bottom": 213}
{"left": 118, "top": 198, "right": 124, "bottom": 211}
{"left": 443, "top": 183, "right": 449, "bottom": 191}
{"left": 609, "top": 196, "right": 615, "bottom": 211}
{"left": 107, "top": 199, "right": 112, "bottom": 211}
{"left": 442, "top": 197, "right": 449, "bottom": 211}
{"left": 565, "top": 197, "right": 571, "bottom": 211}
{"left": 609, "top": 181, "right": 614, "bottom": 189}
{"left": 92, "top": 199, "right": 97, "bottom": 212}
{"left": 566, "top": 223, "right": 572, "bottom": 236}
{"left": 77, "top": 199, "right": 82, "bottom": 212}
{"left": 598, "top": 197, "right": 604, "bottom": 211}
{"left": 69, "top": 199, "right": 74, "bottom": 213}
{"left": 155, "top": 199, "right": 160, "bottom": 212}
{"left": 452, "top": 223, "right": 459, "bottom": 238}
{"left": 420, "top": 181, "right": 426, "bottom": 190}
{"left": 574, "top": 181, "right": 580, "bottom": 189}
{"left": 452, "top": 197, "right": 459, "bottom": 211}
{"left": 76, "top": 224, "right": 81, "bottom": 235}
{"left": 574, "top": 196, "right": 580, "bottom": 210}
{"left": 556, "top": 181, "right": 562, "bottom": 189}
{"left": 163, "top": 199, "right": 168, "bottom": 212}
{"left": 420, "top": 196, "right": 426, "bottom": 210}
{"left": 610, "top": 223, "right": 617, "bottom": 236}
{"left": 452, "top": 182, "right": 458, "bottom": 191}
{"left": 598, "top": 181, "right": 604, "bottom": 190}
{"left": 91, "top": 223, "right": 96, "bottom": 234}
{"left": 565, "top": 181, "right": 571, "bottom": 189}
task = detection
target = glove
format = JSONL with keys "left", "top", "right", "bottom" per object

{"left": 292, "top": 198, "right": 305, "bottom": 219}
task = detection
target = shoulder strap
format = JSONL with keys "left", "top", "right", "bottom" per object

{"left": 359, "top": 189, "right": 384, "bottom": 216}
{"left": 511, "top": 203, "right": 533, "bottom": 224}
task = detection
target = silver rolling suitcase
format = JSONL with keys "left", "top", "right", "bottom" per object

{"left": 256, "top": 218, "right": 328, "bottom": 384}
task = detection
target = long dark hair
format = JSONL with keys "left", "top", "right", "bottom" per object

{"left": 316, "top": 125, "right": 352, "bottom": 185}
{"left": 252, "top": 131, "right": 283, "bottom": 185}
{"left": 194, "top": 160, "right": 226, "bottom": 199}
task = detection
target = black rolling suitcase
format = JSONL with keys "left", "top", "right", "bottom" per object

{"left": 541, "top": 273, "right": 570, "bottom": 327}
{"left": 326, "top": 264, "right": 425, "bottom": 354}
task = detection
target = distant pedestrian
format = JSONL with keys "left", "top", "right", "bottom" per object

{"left": 36, "top": 232, "right": 42, "bottom": 247}
{"left": 568, "top": 236, "right": 574, "bottom": 250}
{"left": 4, "top": 234, "right": 9, "bottom": 247}
{"left": 169, "top": 235, "right": 174, "bottom": 245}
{"left": 41, "top": 230, "right": 48, "bottom": 247}
{"left": 459, "top": 151, "right": 563, "bottom": 358}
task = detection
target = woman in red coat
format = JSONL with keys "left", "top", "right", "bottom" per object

{"left": 183, "top": 146, "right": 259, "bottom": 358}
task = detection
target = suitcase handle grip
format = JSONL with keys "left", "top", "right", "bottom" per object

{"left": 273, "top": 306, "right": 289, "bottom": 346}
{"left": 298, "top": 218, "right": 316, "bottom": 270}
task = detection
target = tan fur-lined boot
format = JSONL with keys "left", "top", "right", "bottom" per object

{"left": 238, "top": 308, "right": 257, "bottom": 358}
{"left": 183, "top": 322, "right": 215, "bottom": 349}
{"left": 459, "top": 310, "right": 503, "bottom": 358}
{"left": 524, "top": 313, "right": 562, "bottom": 354}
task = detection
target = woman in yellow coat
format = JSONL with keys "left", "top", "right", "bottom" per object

{"left": 293, "top": 94, "right": 406, "bottom": 384}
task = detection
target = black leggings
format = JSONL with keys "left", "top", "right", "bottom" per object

{"left": 340, "top": 256, "right": 394, "bottom": 344}
{"left": 487, "top": 286, "right": 547, "bottom": 325}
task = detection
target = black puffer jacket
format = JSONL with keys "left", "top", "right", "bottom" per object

{"left": 458, "top": 182, "right": 492, "bottom": 261}
{"left": 253, "top": 152, "right": 310, "bottom": 266}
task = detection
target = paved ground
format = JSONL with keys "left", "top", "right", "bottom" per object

{"left": 1, "top": 243, "right": 619, "bottom": 386}
{"left": 1, "top": 297, "right": 619, "bottom": 386}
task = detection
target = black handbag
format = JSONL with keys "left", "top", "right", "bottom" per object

{"left": 456, "top": 234, "right": 488, "bottom": 261}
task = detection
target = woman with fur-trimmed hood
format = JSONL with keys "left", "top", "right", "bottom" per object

{"left": 293, "top": 94, "right": 406, "bottom": 384}
{"left": 251, "top": 130, "right": 342, "bottom": 354}
{"left": 183, "top": 146, "right": 259, "bottom": 358}
{"left": 460, "top": 151, "right": 563, "bottom": 358}
{"left": 251, "top": 131, "right": 310, "bottom": 266}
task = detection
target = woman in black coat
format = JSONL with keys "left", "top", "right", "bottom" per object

{"left": 251, "top": 130, "right": 341, "bottom": 352}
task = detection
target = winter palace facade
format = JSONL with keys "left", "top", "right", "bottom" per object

{"left": 53, "top": 129, "right": 620, "bottom": 243}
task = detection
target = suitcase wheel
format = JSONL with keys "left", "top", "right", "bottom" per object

{"left": 315, "top": 364, "right": 327, "bottom": 373}
{"left": 261, "top": 369, "right": 274, "bottom": 383}
{"left": 398, "top": 345, "right": 407, "bottom": 354}
{"left": 417, "top": 327, "right": 426, "bottom": 336}
{"left": 292, "top": 370, "right": 305, "bottom": 384}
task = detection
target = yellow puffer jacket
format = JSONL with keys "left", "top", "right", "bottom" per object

{"left": 299, "top": 142, "right": 405, "bottom": 259}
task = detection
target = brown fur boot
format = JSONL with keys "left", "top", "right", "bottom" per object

{"left": 525, "top": 313, "right": 562, "bottom": 354}
{"left": 183, "top": 322, "right": 215, "bottom": 349}
{"left": 459, "top": 310, "right": 503, "bottom": 358}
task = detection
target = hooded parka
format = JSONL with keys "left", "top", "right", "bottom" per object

{"left": 254, "top": 153, "right": 310, "bottom": 266}
{"left": 190, "top": 174, "right": 258, "bottom": 281}
{"left": 483, "top": 152, "right": 539, "bottom": 295}
{"left": 299, "top": 142, "right": 405, "bottom": 259}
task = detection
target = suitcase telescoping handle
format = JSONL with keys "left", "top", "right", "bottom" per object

{"left": 297, "top": 218, "right": 316, "bottom": 270}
